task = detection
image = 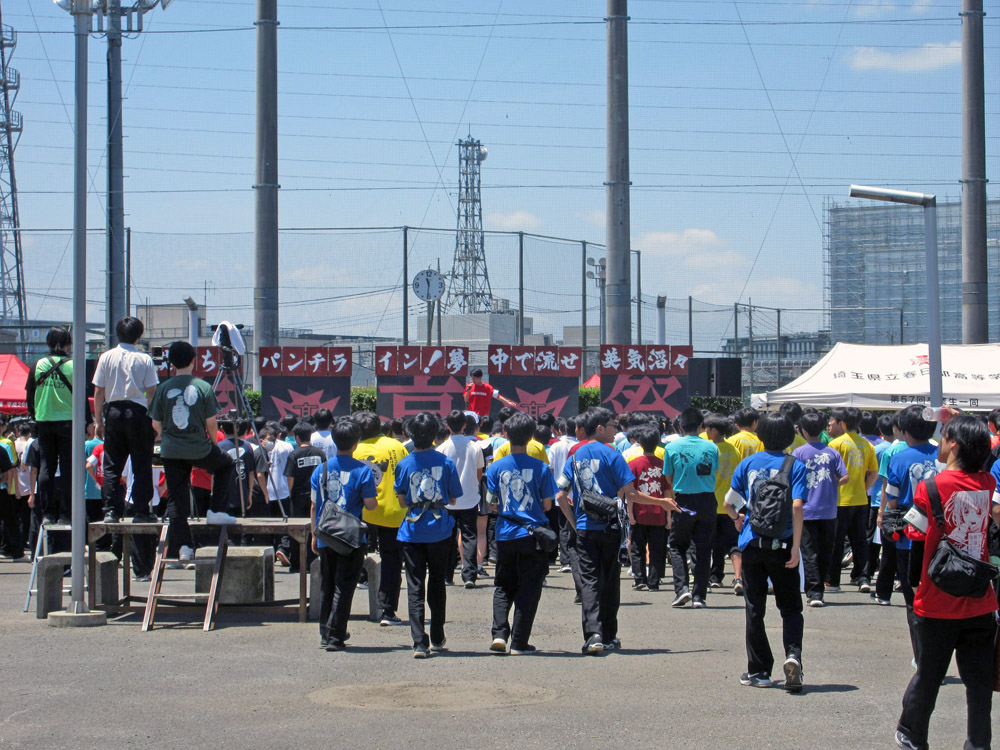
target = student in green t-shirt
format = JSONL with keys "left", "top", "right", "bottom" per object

{"left": 149, "top": 342, "right": 238, "bottom": 556}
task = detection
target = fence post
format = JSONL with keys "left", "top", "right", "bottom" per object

{"left": 776, "top": 307, "right": 782, "bottom": 388}
{"left": 518, "top": 231, "right": 524, "bottom": 345}
{"left": 581, "top": 241, "right": 587, "bottom": 376}
{"left": 402, "top": 226, "right": 409, "bottom": 345}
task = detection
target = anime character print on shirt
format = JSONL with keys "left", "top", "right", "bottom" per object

{"left": 497, "top": 467, "right": 535, "bottom": 512}
{"left": 575, "top": 459, "right": 601, "bottom": 492}
{"left": 907, "top": 460, "right": 938, "bottom": 497}
{"left": 358, "top": 458, "right": 387, "bottom": 485}
{"left": 167, "top": 385, "right": 200, "bottom": 429}
{"left": 406, "top": 465, "right": 446, "bottom": 521}
{"left": 325, "top": 470, "right": 352, "bottom": 508}
{"left": 748, "top": 468, "right": 780, "bottom": 498}
{"left": 945, "top": 490, "right": 990, "bottom": 556}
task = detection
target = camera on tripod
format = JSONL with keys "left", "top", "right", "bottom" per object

{"left": 211, "top": 321, "right": 246, "bottom": 372}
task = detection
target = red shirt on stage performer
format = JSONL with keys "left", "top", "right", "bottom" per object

{"left": 464, "top": 368, "right": 517, "bottom": 419}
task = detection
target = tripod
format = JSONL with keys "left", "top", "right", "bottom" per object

{"left": 210, "top": 349, "right": 288, "bottom": 522}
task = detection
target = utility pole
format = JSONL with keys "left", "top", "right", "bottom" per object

{"left": 105, "top": 0, "right": 125, "bottom": 347}
{"left": 605, "top": 0, "right": 631, "bottom": 344}
{"left": 254, "top": 0, "right": 279, "bottom": 360}
{"left": 961, "top": 0, "right": 988, "bottom": 343}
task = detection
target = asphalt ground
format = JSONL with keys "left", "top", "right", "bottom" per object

{"left": 0, "top": 554, "right": 990, "bottom": 750}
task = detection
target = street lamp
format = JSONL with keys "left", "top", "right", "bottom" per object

{"left": 848, "top": 185, "right": 942, "bottom": 408}
{"left": 586, "top": 257, "right": 607, "bottom": 346}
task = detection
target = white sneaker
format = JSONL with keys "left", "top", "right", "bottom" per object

{"left": 206, "top": 510, "right": 238, "bottom": 526}
{"left": 165, "top": 561, "right": 183, "bottom": 570}
{"left": 179, "top": 545, "right": 194, "bottom": 561}
{"left": 559, "top": 565, "right": 572, "bottom": 573}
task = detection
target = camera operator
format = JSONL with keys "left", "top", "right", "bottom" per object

{"left": 92, "top": 316, "right": 160, "bottom": 524}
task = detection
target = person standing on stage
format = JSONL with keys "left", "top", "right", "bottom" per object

{"left": 92, "top": 316, "right": 160, "bottom": 524}
{"left": 464, "top": 369, "right": 517, "bottom": 420}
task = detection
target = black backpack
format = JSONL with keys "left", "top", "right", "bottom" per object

{"left": 748, "top": 455, "right": 796, "bottom": 539}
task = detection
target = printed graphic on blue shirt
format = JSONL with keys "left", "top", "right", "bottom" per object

{"left": 488, "top": 454, "right": 555, "bottom": 541}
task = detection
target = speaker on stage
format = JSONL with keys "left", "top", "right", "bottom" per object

{"left": 688, "top": 358, "right": 742, "bottom": 398}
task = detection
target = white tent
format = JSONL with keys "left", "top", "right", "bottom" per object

{"left": 751, "top": 342, "right": 1000, "bottom": 411}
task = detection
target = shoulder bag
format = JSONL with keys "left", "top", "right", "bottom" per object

{"left": 573, "top": 458, "right": 620, "bottom": 525}
{"left": 924, "top": 476, "right": 998, "bottom": 599}
{"left": 314, "top": 462, "right": 367, "bottom": 555}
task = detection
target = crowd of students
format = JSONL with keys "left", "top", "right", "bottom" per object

{"left": 3, "top": 322, "right": 999, "bottom": 750}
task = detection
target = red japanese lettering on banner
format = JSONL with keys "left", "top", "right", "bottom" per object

{"left": 558, "top": 347, "right": 582, "bottom": 377}
{"left": 259, "top": 346, "right": 282, "bottom": 376}
{"left": 599, "top": 345, "right": 624, "bottom": 374}
{"left": 380, "top": 376, "right": 465, "bottom": 417}
{"left": 420, "top": 346, "right": 446, "bottom": 376}
{"left": 511, "top": 346, "right": 535, "bottom": 375}
{"left": 488, "top": 345, "right": 513, "bottom": 375}
{"left": 533, "top": 347, "right": 560, "bottom": 375}
{"left": 444, "top": 347, "right": 469, "bottom": 376}
{"left": 397, "top": 346, "right": 421, "bottom": 375}
{"left": 669, "top": 345, "right": 692, "bottom": 374}
{"left": 194, "top": 347, "right": 221, "bottom": 378}
{"left": 604, "top": 375, "right": 684, "bottom": 419}
{"left": 623, "top": 345, "right": 647, "bottom": 374}
{"left": 327, "top": 347, "right": 352, "bottom": 376}
{"left": 282, "top": 347, "right": 307, "bottom": 376}
{"left": 375, "top": 346, "right": 398, "bottom": 375}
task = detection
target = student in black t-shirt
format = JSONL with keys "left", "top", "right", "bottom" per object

{"left": 218, "top": 420, "right": 259, "bottom": 520}
{"left": 283, "top": 422, "right": 325, "bottom": 571}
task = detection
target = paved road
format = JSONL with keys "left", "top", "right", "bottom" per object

{"left": 0, "top": 557, "right": 987, "bottom": 749}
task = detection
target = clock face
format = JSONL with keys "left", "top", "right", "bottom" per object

{"left": 413, "top": 269, "right": 446, "bottom": 302}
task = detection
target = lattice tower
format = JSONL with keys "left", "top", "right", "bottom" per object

{"left": 445, "top": 137, "right": 493, "bottom": 314}
{"left": 0, "top": 17, "right": 25, "bottom": 346}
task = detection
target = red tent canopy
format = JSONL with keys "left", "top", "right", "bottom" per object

{"left": 0, "top": 354, "right": 30, "bottom": 415}
{"left": 582, "top": 373, "right": 600, "bottom": 389}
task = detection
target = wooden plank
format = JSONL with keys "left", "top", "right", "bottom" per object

{"left": 203, "top": 526, "right": 229, "bottom": 632}
{"left": 141, "top": 524, "right": 170, "bottom": 632}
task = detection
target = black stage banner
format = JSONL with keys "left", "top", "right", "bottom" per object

{"left": 488, "top": 375, "right": 579, "bottom": 419}
{"left": 260, "top": 376, "right": 351, "bottom": 420}
{"left": 376, "top": 375, "right": 468, "bottom": 418}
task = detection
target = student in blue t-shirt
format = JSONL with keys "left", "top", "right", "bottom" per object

{"left": 792, "top": 412, "right": 848, "bottom": 607}
{"left": 878, "top": 405, "right": 941, "bottom": 617}
{"left": 724, "top": 413, "right": 809, "bottom": 693}
{"left": 663, "top": 407, "right": 719, "bottom": 608}
{"left": 557, "top": 407, "right": 677, "bottom": 655}
{"left": 309, "top": 418, "right": 377, "bottom": 652}
{"left": 485, "top": 412, "right": 556, "bottom": 656}
{"left": 393, "top": 412, "right": 463, "bottom": 659}
{"left": 867, "top": 414, "right": 896, "bottom": 581}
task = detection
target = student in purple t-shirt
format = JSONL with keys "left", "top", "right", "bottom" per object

{"left": 792, "top": 412, "right": 848, "bottom": 607}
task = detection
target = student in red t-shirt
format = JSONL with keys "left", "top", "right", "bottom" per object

{"left": 896, "top": 415, "right": 999, "bottom": 750}
{"left": 627, "top": 424, "right": 670, "bottom": 591}
{"left": 464, "top": 369, "right": 516, "bottom": 419}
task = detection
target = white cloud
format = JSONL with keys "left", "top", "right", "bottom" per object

{"left": 852, "top": 0, "right": 933, "bottom": 18}
{"left": 575, "top": 210, "right": 605, "bottom": 229}
{"left": 485, "top": 210, "right": 542, "bottom": 232}
{"left": 635, "top": 228, "right": 726, "bottom": 259}
{"left": 848, "top": 41, "right": 960, "bottom": 72}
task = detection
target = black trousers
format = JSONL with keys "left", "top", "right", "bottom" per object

{"left": 876, "top": 538, "right": 914, "bottom": 605}
{"left": 801, "top": 518, "right": 837, "bottom": 601}
{"left": 0, "top": 490, "right": 25, "bottom": 557}
{"left": 161, "top": 445, "right": 235, "bottom": 553}
{"left": 102, "top": 401, "right": 155, "bottom": 517}
{"left": 36, "top": 420, "right": 72, "bottom": 519}
{"left": 866, "top": 505, "right": 882, "bottom": 579}
{"left": 741, "top": 543, "right": 803, "bottom": 676}
{"left": 318, "top": 545, "right": 364, "bottom": 645}
{"left": 830, "top": 504, "right": 869, "bottom": 586}
{"left": 576, "top": 528, "right": 621, "bottom": 642}
{"left": 492, "top": 535, "right": 548, "bottom": 649}
{"left": 372, "top": 523, "right": 404, "bottom": 619}
{"left": 898, "top": 612, "right": 996, "bottom": 750}
{"left": 629, "top": 523, "right": 666, "bottom": 587}
{"left": 280, "top": 494, "right": 315, "bottom": 573}
{"left": 668, "top": 492, "right": 717, "bottom": 601}
{"left": 448, "top": 507, "right": 479, "bottom": 583}
{"left": 710, "top": 513, "right": 740, "bottom": 583}
{"left": 559, "top": 512, "right": 584, "bottom": 595}
{"left": 401, "top": 538, "right": 450, "bottom": 648}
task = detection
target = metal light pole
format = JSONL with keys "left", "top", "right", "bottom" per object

{"left": 587, "top": 257, "right": 607, "bottom": 346}
{"left": 850, "top": 185, "right": 942, "bottom": 407}
{"left": 632, "top": 248, "right": 641, "bottom": 344}
{"left": 254, "top": 0, "right": 279, "bottom": 361}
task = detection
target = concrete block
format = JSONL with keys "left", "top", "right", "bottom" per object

{"left": 36, "top": 553, "right": 71, "bottom": 619}
{"left": 308, "top": 557, "right": 321, "bottom": 621}
{"left": 194, "top": 546, "right": 274, "bottom": 604}
{"left": 362, "top": 556, "right": 380, "bottom": 623}
{"left": 94, "top": 552, "right": 119, "bottom": 607}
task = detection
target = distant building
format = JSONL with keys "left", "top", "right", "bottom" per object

{"left": 723, "top": 330, "right": 831, "bottom": 390}
{"left": 825, "top": 197, "right": 1000, "bottom": 345}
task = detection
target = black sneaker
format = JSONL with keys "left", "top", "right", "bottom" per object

{"left": 132, "top": 512, "right": 158, "bottom": 524}
{"left": 102, "top": 510, "right": 120, "bottom": 524}
{"left": 783, "top": 655, "right": 803, "bottom": 693}
{"left": 582, "top": 634, "right": 604, "bottom": 655}
{"left": 413, "top": 644, "right": 429, "bottom": 659}
{"left": 477, "top": 566, "right": 491, "bottom": 578}
{"left": 671, "top": 590, "right": 692, "bottom": 608}
{"left": 632, "top": 580, "right": 647, "bottom": 591}
{"left": 739, "top": 672, "right": 773, "bottom": 688}
{"left": 43, "top": 514, "right": 59, "bottom": 526}
{"left": 894, "top": 730, "right": 920, "bottom": 750}
{"left": 319, "top": 639, "right": 329, "bottom": 648}
{"left": 379, "top": 614, "right": 403, "bottom": 627}
{"left": 510, "top": 644, "right": 537, "bottom": 656}
{"left": 573, "top": 593, "right": 582, "bottom": 604}
{"left": 646, "top": 584, "right": 660, "bottom": 591}
{"left": 602, "top": 637, "right": 621, "bottom": 651}
{"left": 325, "top": 640, "right": 346, "bottom": 652}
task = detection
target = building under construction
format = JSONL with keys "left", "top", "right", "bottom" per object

{"left": 825, "top": 197, "right": 1000, "bottom": 346}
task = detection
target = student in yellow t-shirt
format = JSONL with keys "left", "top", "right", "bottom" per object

{"left": 726, "top": 407, "right": 763, "bottom": 460}
{"left": 352, "top": 412, "right": 409, "bottom": 626}
{"left": 493, "top": 436, "right": 549, "bottom": 464}
{"left": 779, "top": 402, "right": 807, "bottom": 454}
{"left": 705, "top": 414, "right": 744, "bottom": 594}
{"left": 826, "top": 407, "right": 878, "bottom": 594}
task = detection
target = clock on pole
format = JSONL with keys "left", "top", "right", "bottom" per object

{"left": 413, "top": 269, "right": 446, "bottom": 302}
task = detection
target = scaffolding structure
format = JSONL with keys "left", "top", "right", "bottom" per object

{"left": 0, "top": 18, "right": 25, "bottom": 351}
{"left": 824, "top": 197, "right": 1000, "bottom": 347}
{"left": 445, "top": 137, "right": 493, "bottom": 314}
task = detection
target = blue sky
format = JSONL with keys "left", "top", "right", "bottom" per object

{"left": 5, "top": 0, "right": 998, "bottom": 347}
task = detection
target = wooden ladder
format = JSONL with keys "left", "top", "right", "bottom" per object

{"left": 141, "top": 524, "right": 229, "bottom": 632}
